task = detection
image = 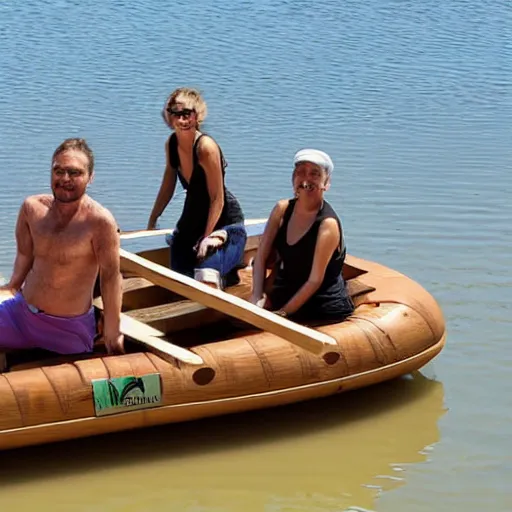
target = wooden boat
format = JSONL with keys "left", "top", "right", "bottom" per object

{"left": 0, "top": 221, "right": 446, "bottom": 451}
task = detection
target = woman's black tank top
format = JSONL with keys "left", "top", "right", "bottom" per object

{"left": 269, "top": 198, "right": 353, "bottom": 321}
{"left": 168, "top": 133, "right": 244, "bottom": 245}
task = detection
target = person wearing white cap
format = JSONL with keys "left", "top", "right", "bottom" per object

{"left": 250, "top": 148, "right": 354, "bottom": 323}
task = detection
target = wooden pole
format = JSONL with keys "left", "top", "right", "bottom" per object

{"left": 119, "top": 218, "right": 268, "bottom": 240}
{"left": 93, "top": 298, "right": 204, "bottom": 366}
{"left": 119, "top": 248, "right": 339, "bottom": 356}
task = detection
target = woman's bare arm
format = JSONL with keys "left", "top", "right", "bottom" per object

{"left": 197, "top": 136, "right": 225, "bottom": 238}
{"left": 251, "top": 200, "right": 288, "bottom": 303}
{"left": 148, "top": 140, "right": 178, "bottom": 229}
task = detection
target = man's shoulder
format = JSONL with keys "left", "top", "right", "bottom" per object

{"left": 22, "top": 194, "right": 53, "bottom": 215}
{"left": 85, "top": 197, "right": 119, "bottom": 233}
{"left": 24, "top": 194, "right": 52, "bottom": 207}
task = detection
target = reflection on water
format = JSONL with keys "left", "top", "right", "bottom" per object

{"left": 0, "top": 372, "right": 445, "bottom": 511}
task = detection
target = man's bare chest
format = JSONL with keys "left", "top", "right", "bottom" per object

{"left": 30, "top": 216, "right": 94, "bottom": 262}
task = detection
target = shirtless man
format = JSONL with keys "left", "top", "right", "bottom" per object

{"left": 0, "top": 138, "right": 124, "bottom": 357}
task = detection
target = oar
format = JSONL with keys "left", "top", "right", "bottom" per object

{"left": 93, "top": 298, "right": 204, "bottom": 366}
{"left": 119, "top": 248, "right": 339, "bottom": 356}
{"left": 0, "top": 288, "right": 203, "bottom": 366}
{"left": 119, "top": 218, "right": 268, "bottom": 241}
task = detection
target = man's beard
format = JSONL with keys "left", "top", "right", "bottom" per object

{"left": 52, "top": 186, "right": 84, "bottom": 203}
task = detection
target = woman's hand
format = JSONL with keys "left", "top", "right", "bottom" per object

{"left": 249, "top": 293, "right": 268, "bottom": 309}
{"left": 195, "top": 230, "right": 227, "bottom": 260}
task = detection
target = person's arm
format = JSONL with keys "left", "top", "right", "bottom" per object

{"left": 4, "top": 200, "right": 34, "bottom": 293}
{"left": 250, "top": 200, "right": 288, "bottom": 305}
{"left": 278, "top": 217, "right": 340, "bottom": 316}
{"left": 197, "top": 136, "right": 225, "bottom": 238}
{"left": 148, "top": 140, "right": 178, "bottom": 229}
{"left": 93, "top": 212, "right": 124, "bottom": 354}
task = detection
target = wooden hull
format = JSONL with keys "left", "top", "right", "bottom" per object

{"left": 0, "top": 232, "right": 446, "bottom": 451}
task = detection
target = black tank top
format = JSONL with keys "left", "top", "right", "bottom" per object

{"left": 169, "top": 133, "right": 244, "bottom": 244}
{"left": 269, "top": 199, "right": 353, "bottom": 321}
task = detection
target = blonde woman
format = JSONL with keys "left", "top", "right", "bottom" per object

{"left": 148, "top": 88, "right": 246, "bottom": 288}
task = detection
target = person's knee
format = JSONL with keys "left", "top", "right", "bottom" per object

{"left": 226, "top": 224, "right": 247, "bottom": 245}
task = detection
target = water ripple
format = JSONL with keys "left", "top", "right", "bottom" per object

{"left": 1, "top": 1, "right": 511, "bottom": 510}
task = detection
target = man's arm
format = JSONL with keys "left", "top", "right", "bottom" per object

{"left": 4, "top": 200, "right": 34, "bottom": 292}
{"left": 93, "top": 211, "right": 124, "bottom": 354}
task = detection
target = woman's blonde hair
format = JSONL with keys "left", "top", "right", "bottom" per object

{"left": 162, "top": 87, "right": 208, "bottom": 130}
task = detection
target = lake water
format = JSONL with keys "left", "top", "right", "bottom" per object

{"left": 0, "top": 1, "right": 510, "bottom": 510}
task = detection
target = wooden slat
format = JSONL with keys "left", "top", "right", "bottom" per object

{"left": 119, "top": 248, "right": 339, "bottom": 356}
{"left": 120, "top": 218, "right": 268, "bottom": 240}
{"left": 121, "top": 317, "right": 204, "bottom": 366}
{"left": 126, "top": 300, "right": 222, "bottom": 335}
{"left": 122, "top": 267, "right": 254, "bottom": 330}
{"left": 93, "top": 298, "right": 204, "bottom": 366}
{"left": 120, "top": 228, "right": 173, "bottom": 240}
{"left": 127, "top": 300, "right": 206, "bottom": 324}
{"left": 122, "top": 277, "right": 155, "bottom": 293}
{"left": 125, "top": 276, "right": 375, "bottom": 335}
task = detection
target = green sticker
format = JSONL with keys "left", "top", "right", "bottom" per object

{"left": 92, "top": 373, "right": 162, "bottom": 416}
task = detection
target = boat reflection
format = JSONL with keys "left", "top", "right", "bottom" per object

{"left": 0, "top": 370, "right": 446, "bottom": 511}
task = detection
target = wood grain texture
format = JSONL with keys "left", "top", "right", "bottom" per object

{"left": 119, "top": 248, "right": 339, "bottom": 355}
{"left": 0, "top": 224, "right": 446, "bottom": 451}
{"left": 95, "top": 297, "right": 205, "bottom": 366}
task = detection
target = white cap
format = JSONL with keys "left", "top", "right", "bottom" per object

{"left": 293, "top": 149, "right": 334, "bottom": 176}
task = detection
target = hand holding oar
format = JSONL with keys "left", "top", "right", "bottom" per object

{"left": 119, "top": 248, "right": 340, "bottom": 357}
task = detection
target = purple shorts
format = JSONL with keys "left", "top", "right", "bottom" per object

{"left": 0, "top": 292, "right": 96, "bottom": 354}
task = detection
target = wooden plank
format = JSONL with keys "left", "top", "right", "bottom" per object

{"left": 121, "top": 327, "right": 204, "bottom": 366}
{"left": 93, "top": 298, "right": 204, "bottom": 366}
{"left": 124, "top": 272, "right": 374, "bottom": 336}
{"left": 126, "top": 301, "right": 219, "bottom": 335}
{"left": 119, "top": 248, "right": 339, "bottom": 356}
{"left": 120, "top": 228, "right": 173, "bottom": 240}
{"left": 122, "top": 277, "right": 155, "bottom": 293}
{"left": 122, "top": 268, "right": 254, "bottom": 334}
{"left": 126, "top": 300, "right": 206, "bottom": 324}
{"left": 120, "top": 218, "right": 268, "bottom": 241}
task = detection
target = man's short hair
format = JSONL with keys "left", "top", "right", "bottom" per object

{"left": 52, "top": 138, "right": 94, "bottom": 175}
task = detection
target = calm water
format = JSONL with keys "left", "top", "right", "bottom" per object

{"left": 0, "top": 1, "right": 511, "bottom": 510}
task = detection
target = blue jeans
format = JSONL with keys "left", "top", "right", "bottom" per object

{"left": 166, "top": 223, "right": 247, "bottom": 285}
